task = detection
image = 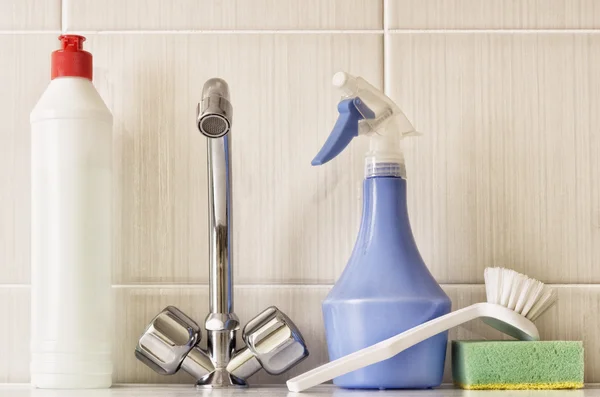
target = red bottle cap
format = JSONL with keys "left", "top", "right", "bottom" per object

{"left": 51, "top": 35, "right": 93, "bottom": 80}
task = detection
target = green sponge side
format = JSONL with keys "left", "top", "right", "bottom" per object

{"left": 452, "top": 341, "right": 584, "bottom": 390}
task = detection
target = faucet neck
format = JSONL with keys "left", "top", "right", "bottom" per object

{"left": 206, "top": 135, "right": 234, "bottom": 315}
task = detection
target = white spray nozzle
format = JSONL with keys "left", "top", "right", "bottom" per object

{"left": 312, "top": 72, "right": 419, "bottom": 178}
{"left": 332, "top": 72, "right": 356, "bottom": 94}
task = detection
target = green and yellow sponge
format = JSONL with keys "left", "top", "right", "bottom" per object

{"left": 452, "top": 341, "right": 584, "bottom": 390}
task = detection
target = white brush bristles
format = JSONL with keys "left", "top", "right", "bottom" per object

{"left": 484, "top": 267, "right": 557, "bottom": 322}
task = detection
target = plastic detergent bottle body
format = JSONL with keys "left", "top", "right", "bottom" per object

{"left": 323, "top": 176, "right": 451, "bottom": 389}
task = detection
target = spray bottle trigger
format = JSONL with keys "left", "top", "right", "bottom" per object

{"left": 352, "top": 97, "right": 375, "bottom": 120}
{"left": 311, "top": 98, "right": 373, "bottom": 166}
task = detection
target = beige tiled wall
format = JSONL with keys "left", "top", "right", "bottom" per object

{"left": 0, "top": 0, "right": 599, "bottom": 385}
{"left": 387, "top": 0, "right": 600, "bottom": 29}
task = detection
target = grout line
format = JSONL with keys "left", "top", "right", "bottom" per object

{"left": 0, "top": 30, "right": 62, "bottom": 34}
{"left": 2, "top": 283, "right": 600, "bottom": 289}
{"left": 386, "top": 29, "right": 600, "bottom": 34}
{"left": 0, "top": 29, "right": 598, "bottom": 35}
{"left": 0, "top": 29, "right": 598, "bottom": 36}
{"left": 64, "top": 29, "right": 386, "bottom": 35}
{"left": 0, "top": 383, "right": 598, "bottom": 388}
{"left": 1, "top": 29, "right": 598, "bottom": 35}
{"left": 116, "top": 283, "right": 600, "bottom": 288}
{"left": 110, "top": 284, "right": 334, "bottom": 289}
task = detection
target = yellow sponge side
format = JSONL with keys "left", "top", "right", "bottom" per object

{"left": 455, "top": 382, "right": 584, "bottom": 390}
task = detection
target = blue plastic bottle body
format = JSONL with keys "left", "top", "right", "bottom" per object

{"left": 323, "top": 176, "right": 451, "bottom": 389}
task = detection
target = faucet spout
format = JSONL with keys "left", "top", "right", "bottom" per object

{"left": 198, "top": 78, "right": 237, "bottom": 319}
{"left": 198, "top": 79, "right": 240, "bottom": 378}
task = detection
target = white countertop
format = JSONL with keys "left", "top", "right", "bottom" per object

{"left": 0, "top": 385, "right": 598, "bottom": 397}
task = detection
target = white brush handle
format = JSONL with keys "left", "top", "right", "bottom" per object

{"left": 287, "top": 302, "right": 536, "bottom": 393}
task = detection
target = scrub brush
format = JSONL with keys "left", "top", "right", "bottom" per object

{"left": 287, "top": 267, "right": 557, "bottom": 392}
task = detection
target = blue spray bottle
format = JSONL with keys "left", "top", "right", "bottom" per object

{"left": 313, "top": 72, "right": 451, "bottom": 389}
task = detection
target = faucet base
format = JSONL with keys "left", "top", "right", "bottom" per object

{"left": 196, "top": 368, "right": 248, "bottom": 389}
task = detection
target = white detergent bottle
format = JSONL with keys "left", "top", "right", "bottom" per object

{"left": 30, "top": 35, "right": 113, "bottom": 389}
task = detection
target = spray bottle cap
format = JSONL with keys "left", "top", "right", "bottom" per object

{"left": 312, "top": 72, "right": 418, "bottom": 178}
{"left": 51, "top": 35, "right": 93, "bottom": 81}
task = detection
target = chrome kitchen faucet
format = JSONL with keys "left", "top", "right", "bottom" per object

{"left": 134, "top": 78, "right": 309, "bottom": 388}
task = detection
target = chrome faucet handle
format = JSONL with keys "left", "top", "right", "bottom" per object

{"left": 135, "top": 306, "right": 214, "bottom": 380}
{"left": 226, "top": 307, "right": 309, "bottom": 380}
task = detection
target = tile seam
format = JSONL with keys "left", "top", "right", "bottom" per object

{"left": 1, "top": 283, "right": 600, "bottom": 288}
{"left": 2, "top": 30, "right": 598, "bottom": 35}
{"left": 60, "top": 29, "right": 386, "bottom": 34}
{"left": 0, "top": 30, "right": 62, "bottom": 34}
{"left": 387, "top": 29, "right": 600, "bottom": 33}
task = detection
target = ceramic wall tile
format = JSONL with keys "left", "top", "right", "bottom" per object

{"left": 0, "top": 288, "right": 29, "bottom": 382}
{"left": 85, "top": 33, "right": 381, "bottom": 284}
{"left": 3, "top": 285, "right": 599, "bottom": 384}
{"left": 387, "top": 0, "right": 600, "bottom": 29}
{"left": 64, "top": 0, "right": 383, "bottom": 31}
{"left": 387, "top": 33, "right": 600, "bottom": 284}
{"left": 114, "top": 284, "right": 600, "bottom": 384}
{"left": 0, "top": 0, "right": 60, "bottom": 30}
{"left": 0, "top": 34, "right": 58, "bottom": 284}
